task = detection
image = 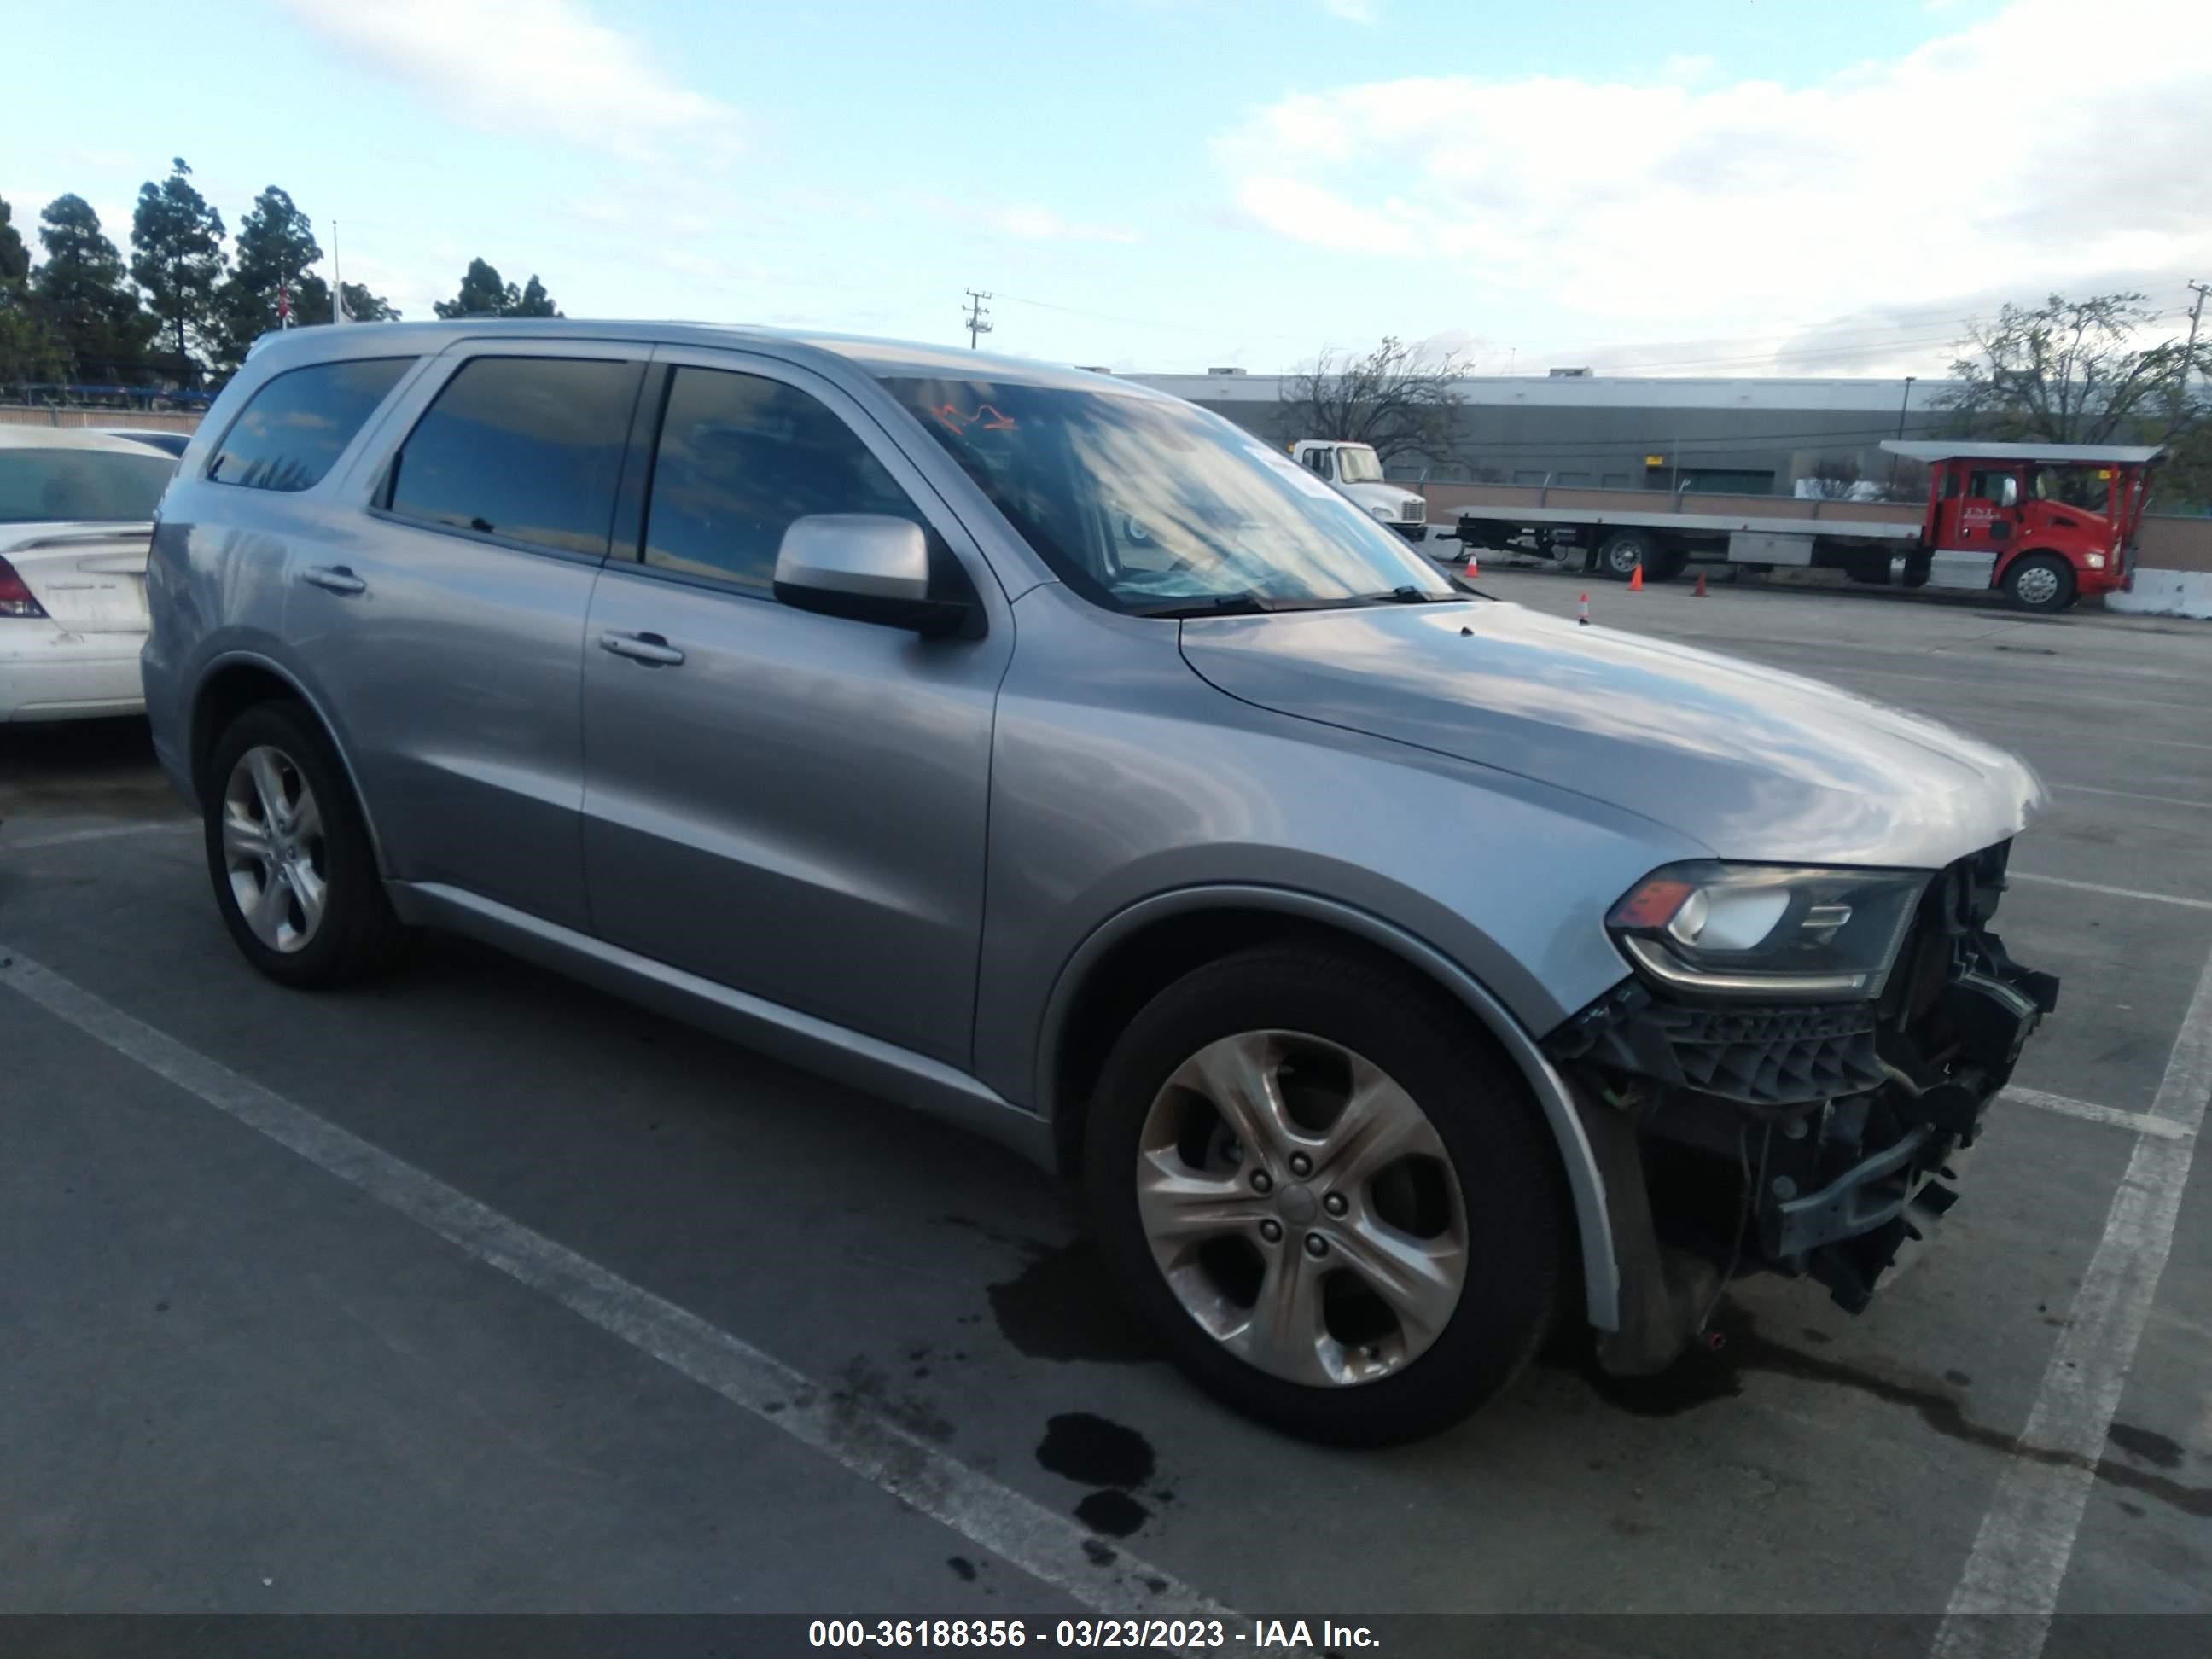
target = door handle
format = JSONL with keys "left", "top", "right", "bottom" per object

{"left": 300, "top": 564, "right": 366, "bottom": 596}
{"left": 598, "top": 630, "right": 685, "bottom": 667}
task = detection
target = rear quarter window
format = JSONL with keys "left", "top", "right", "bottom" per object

{"left": 382, "top": 356, "right": 643, "bottom": 556}
{"left": 206, "top": 356, "right": 416, "bottom": 492}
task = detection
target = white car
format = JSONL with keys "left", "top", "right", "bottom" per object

{"left": 96, "top": 428, "right": 195, "bottom": 459}
{"left": 0, "top": 426, "right": 178, "bottom": 722}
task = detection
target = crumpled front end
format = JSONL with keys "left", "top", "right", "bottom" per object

{"left": 1545, "top": 841, "right": 2059, "bottom": 1374}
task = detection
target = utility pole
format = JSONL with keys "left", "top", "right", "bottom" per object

{"left": 1888, "top": 375, "right": 1916, "bottom": 490}
{"left": 2174, "top": 279, "right": 2209, "bottom": 428}
{"left": 963, "top": 289, "right": 993, "bottom": 350}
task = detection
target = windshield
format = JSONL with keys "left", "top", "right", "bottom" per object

{"left": 1334, "top": 445, "right": 1384, "bottom": 484}
{"left": 879, "top": 377, "right": 1452, "bottom": 614}
{"left": 0, "top": 447, "right": 177, "bottom": 524}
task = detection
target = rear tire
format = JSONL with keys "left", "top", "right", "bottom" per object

{"left": 2003, "top": 553, "right": 2076, "bottom": 614}
{"left": 1596, "top": 530, "right": 1654, "bottom": 582}
{"left": 1083, "top": 945, "right": 1568, "bottom": 1445}
{"left": 202, "top": 701, "right": 408, "bottom": 988}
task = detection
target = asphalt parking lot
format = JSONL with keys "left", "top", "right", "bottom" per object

{"left": 3, "top": 573, "right": 2209, "bottom": 1640}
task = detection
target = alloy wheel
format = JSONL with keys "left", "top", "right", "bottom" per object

{"left": 219, "top": 744, "right": 329, "bottom": 954}
{"left": 1134, "top": 1029, "right": 1469, "bottom": 1388}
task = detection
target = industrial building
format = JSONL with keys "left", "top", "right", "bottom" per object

{"left": 1130, "top": 370, "right": 1953, "bottom": 498}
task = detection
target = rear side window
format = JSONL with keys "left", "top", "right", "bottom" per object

{"left": 387, "top": 356, "right": 643, "bottom": 556}
{"left": 641, "top": 366, "right": 923, "bottom": 592}
{"left": 0, "top": 447, "right": 177, "bottom": 523}
{"left": 206, "top": 357, "right": 414, "bottom": 492}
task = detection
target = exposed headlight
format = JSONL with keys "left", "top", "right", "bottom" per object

{"left": 2085, "top": 554, "right": 2106, "bottom": 570}
{"left": 1368, "top": 504, "right": 1394, "bottom": 521}
{"left": 1606, "top": 863, "right": 1927, "bottom": 1001}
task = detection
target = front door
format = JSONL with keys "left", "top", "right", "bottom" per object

{"left": 579, "top": 351, "right": 1010, "bottom": 1065}
{"left": 1950, "top": 465, "right": 2022, "bottom": 555}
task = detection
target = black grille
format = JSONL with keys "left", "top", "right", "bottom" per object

{"left": 1662, "top": 1003, "right": 1886, "bottom": 1103}
{"left": 1545, "top": 981, "right": 1884, "bottom": 1109}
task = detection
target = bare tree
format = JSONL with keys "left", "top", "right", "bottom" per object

{"left": 1798, "top": 458, "right": 1866, "bottom": 499}
{"left": 1798, "top": 455, "right": 1927, "bottom": 504}
{"left": 1278, "top": 336, "right": 1471, "bottom": 466}
{"left": 1941, "top": 291, "right": 2208, "bottom": 445}
{"left": 1883, "top": 456, "right": 1930, "bottom": 504}
{"left": 1941, "top": 290, "right": 2212, "bottom": 508}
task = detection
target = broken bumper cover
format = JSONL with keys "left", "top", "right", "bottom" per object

{"left": 1546, "top": 841, "right": 2058, "bottom": 1366}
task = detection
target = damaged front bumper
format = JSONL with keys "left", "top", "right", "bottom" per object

{"left": 1545, "top": 841, "right": 2059, "bottom": 1374}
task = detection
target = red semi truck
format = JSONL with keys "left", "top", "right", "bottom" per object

{"left": 1452, "top": 439, "right": 2166, "bottom": 614}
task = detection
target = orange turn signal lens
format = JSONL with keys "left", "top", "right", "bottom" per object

{"left": 1608, "top": 878, "right": 1695, "bottom": 931}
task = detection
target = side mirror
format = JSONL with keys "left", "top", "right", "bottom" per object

{"left": 771, "top": 514, "right": 976, "bottom": 637}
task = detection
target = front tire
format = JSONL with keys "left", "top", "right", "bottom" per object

{"left": 1083, "top": 945, "right": 1568, "bottom": 1445}
{"left": 202, "top": 701, "right": 407, "bottom": 988}
{"left": 2003, "top": 553, "right": 2076, "bottom": 614}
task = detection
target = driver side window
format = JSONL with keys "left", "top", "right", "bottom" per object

{"left": 1967, "top": 469, "right": 2019, "bottom": 507}
{"left": 642, "top": 366, "right": 924, "bottom": 594}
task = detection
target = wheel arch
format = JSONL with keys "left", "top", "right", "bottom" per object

{"left": 1993, "top": 543, "right": 2072, "bottom": 583}
{"left": 189, "top": 652, "right": 390, "bottom": 876}
{"left": 1038, "top": 885, "right": 1621, "bottom": 1330}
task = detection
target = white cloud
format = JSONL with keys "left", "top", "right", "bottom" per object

{"left": 995, "top": 206, "right": 1143, "bottom": 244}
{"left": 279, "top": 0, "right": 740, "bottom": 162}
{"left": 1214, "top": 0, "right": 2212, "bottom": 354}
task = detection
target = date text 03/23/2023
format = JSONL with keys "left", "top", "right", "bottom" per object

{"left": 806, "top": 1620, "right": 1378, "bottom": 1650}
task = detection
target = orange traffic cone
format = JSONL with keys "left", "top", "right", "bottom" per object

{"left": 1694, "top": 571, "right": 1708, "bottom": 597}
{"left": 1628, "top": 561, "right": 1644, "bottom": 592}
{"left": 1464, "top": 553, "right": 1480, "bottom": 580}
{"left": 1577, "top": 591, "right": 1591, "bottom": 626}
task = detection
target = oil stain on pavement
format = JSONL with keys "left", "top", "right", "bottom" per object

{"left": 984, "top": 1236, "right": 1161, "bottom": 1365}
{"left": 1037, "top": 1412, "right": 1159, "bottom": 1539}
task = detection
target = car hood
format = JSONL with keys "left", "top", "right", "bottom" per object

{"left": 1179, "top": 600, "right": 2042, "bottom": 869}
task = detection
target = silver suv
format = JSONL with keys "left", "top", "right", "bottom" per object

{"left": 143, "top": 322, "right": 2059, "bottom": 1443}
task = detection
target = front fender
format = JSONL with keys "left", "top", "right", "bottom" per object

{"left": 1037, "top": 884, "right": 1622, "bottom": 1332}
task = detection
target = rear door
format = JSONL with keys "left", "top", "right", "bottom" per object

{"left": 283, "top": 343, "right": 648, "bottom": 934}
{"left": 0, "top": 442, "right": 176, "bottom": 630}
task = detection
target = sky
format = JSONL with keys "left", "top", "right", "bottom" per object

{"left": 6, "top": 0, "right": 2209, "bottom": 378}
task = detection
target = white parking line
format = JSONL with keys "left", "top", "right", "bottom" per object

{"left": 2001, "top": 1086, "right": 2194, "bottom": 1142}
{"left": 1933, "top": 943, "right": 2212, "bottom": 1659}
{"left": 3, "top": 819, "right": 195, "bottom": 853}
{"left": 2007, "top": 872, "right": 2212, "bottom": 913}
{"left": 0, "top": 946, "right": 1239, "bottom": 1626}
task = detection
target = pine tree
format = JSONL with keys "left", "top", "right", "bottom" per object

{"left": 32, "top": 195, "right": 157, "bottom": 382}
{"left": 131, "top": 157, "right": 228, "bottom": 380}
{"left": 212, "top": 185, "right": 321, "bottom": 370}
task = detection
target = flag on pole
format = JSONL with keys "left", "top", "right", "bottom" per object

{"left": 277, "top": 277, "right": 291, "bottom": 328}
{"left": 335, "top": 285, "right": 355, "bottom": 325}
